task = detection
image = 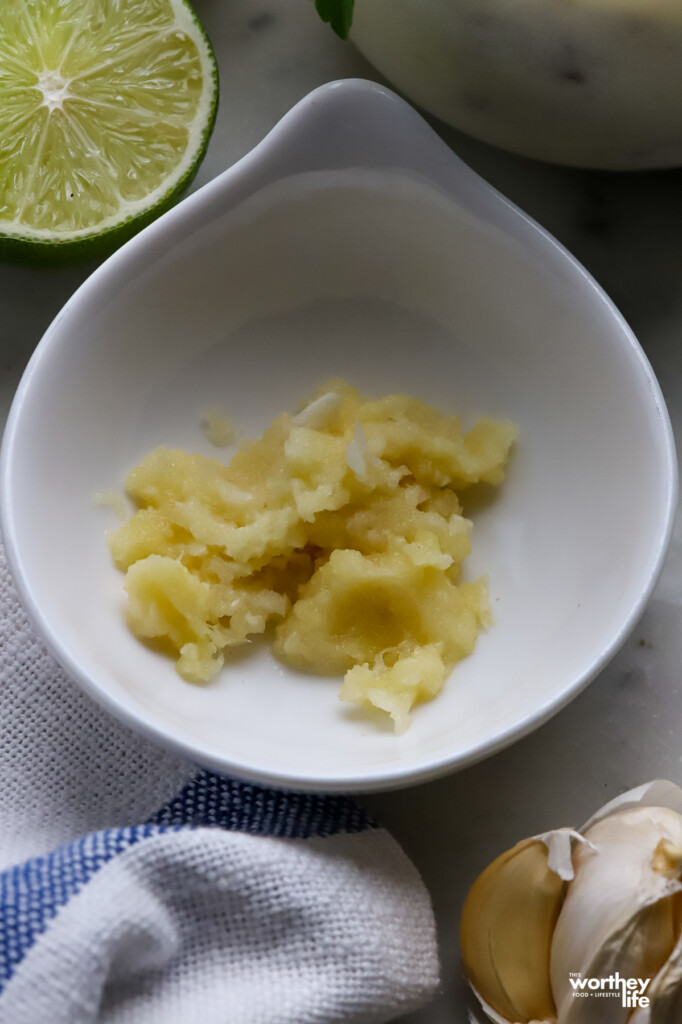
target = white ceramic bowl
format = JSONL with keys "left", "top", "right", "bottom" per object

{"left": 1, "top": 80, "right": 676, "bottom": 792}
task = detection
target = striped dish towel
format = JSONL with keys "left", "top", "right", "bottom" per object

{"left": 0, "top": 541, "right": 438, "bottom": 1024}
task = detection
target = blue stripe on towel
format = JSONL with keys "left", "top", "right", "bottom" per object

{"left": 0, "top": 824, "right": 168, "bottom": 988}
{"left": 0, "top": 771, "right": 373, "bottom": 991}
{"left": 148, "top": 770, "right": 375, "bottom": 837}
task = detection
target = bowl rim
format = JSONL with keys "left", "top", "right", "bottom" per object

{"left": 1, "top": 79, "right": 678, "bottom": 792}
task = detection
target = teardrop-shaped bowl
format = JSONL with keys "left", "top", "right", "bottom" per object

{"left": 1, "top": 80, "right": 676, "bottom": 792}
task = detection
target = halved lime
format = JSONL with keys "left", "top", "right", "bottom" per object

{"left": 0, "top": 0, "right": 218, "bottom": 263}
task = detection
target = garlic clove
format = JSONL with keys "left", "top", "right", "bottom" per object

{"left": 556, "top": 898, "right": 677, "bottom": 1024}
{"left": 461, "top": 834, "right": 571, "bottom": 1023}
{"left": 626, "top": 892, "right": 682, "bottom": 1024}
{"left": 551, "top": 808, "right": 682, "bottom": 1023}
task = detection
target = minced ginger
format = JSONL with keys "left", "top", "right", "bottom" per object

{"left": 108, "top": 379, "right": 517, "bottom": 733}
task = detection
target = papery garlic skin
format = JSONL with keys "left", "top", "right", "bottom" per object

{"left": 581, "top": 782, "right": 682, "bottom": 834}
{"left": 550, "top": 807, "right": 682, "bottom": 1024}
{"left": 467, "top": 986, "right": 553, "bottom": 1024}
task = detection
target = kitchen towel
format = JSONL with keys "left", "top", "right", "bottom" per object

{"left": 0, "top": 539, "right": 439, "bottom": 1024}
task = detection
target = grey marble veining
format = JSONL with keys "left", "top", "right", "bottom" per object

{"left": 3, "top": 3, "right": 682, "bottom": 1022}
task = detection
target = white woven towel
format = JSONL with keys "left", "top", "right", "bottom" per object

{"left": 0, "top": 540, "right": 439, "bottom": 1024}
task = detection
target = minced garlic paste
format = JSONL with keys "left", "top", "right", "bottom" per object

{"left": 108, "top": 379, "right": 517, "bottom": 732}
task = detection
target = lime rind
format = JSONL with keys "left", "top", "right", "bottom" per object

{"left": 0, "top": 0, "right": 219, "bottom": 265}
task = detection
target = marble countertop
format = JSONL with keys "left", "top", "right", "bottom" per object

{"left": 3, "top": 2, "right": 682, "bottom": 1020}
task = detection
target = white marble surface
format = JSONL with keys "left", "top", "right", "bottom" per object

{"left": 3, "top": 2, "right": 682, "bottom": 1021}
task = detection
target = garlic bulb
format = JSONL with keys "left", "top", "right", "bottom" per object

{"left": 461, "top": 782, "right": 682, "bottom": 1024}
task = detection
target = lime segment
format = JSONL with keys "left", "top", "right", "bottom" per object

{"left": 0, "top": 0, "right": 218, "bottom": 261}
